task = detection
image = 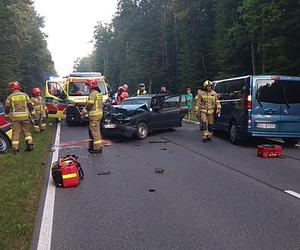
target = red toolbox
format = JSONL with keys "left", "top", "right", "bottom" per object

{"left": 257, "top": 144, "right": 283, "bottom": 158}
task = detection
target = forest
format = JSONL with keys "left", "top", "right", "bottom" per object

{"left": 75, "top": 0, "right": 300, "bottom": 94}
{"left": 0, "top": 0, "right": 55, "bottom": 101}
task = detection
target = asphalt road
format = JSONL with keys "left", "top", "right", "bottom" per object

{"left": 36, "top": 122, "right": 300, "bottom": 250}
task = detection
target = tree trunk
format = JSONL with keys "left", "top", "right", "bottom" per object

{"left": 251, "top": 33, "right": 256, "bottom": 75}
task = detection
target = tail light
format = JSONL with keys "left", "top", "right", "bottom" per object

{"left": 246, "top": 95, "right": 252, "bottom": 110}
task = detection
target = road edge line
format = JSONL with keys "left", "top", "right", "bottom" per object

{"left": 284, "top": 190, "right": 300, "bottom": 199}
{"left": 36, "top": 122, "right": 61, "bottom": 250}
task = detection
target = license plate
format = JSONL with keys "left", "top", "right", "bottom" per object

{"left": 256, "top": 123, "right": 276, "bottom": 129}
{"left": 104, "top": 123, "right": 117, "bottom": 129}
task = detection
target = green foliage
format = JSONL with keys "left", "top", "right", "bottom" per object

{"left": 74, "top": 0, "right": 300, "bottom": 94}
{"left": 0, "top": 0, "right": 55, "bottom": 101}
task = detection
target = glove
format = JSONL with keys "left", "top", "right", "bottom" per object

{"left": 5, "top": 114, "right": 10, "bottom": 122}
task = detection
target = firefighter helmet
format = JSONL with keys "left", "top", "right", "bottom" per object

{"left": 9, "top": 81, "right": 21, "bottom": 91}
{"left": 32, "top": 87, "right": 41, "bottom": 96}
{"left": 203, "top": 80, "right": 213, "bottom": 89}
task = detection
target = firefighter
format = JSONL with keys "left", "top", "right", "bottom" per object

{"left": 82, "top": 79, "right": 103, "bottom": 154}
{"left": 5, "top": 81, "right": 34, "bottom": 153}
{"left": 136, "top": 83, "right": 147, "bottom": 96}
{"left": 195, "top": 80, "right": 221, "bottom": 143}
{"left": 31, "top": 87, "right": 48, "bottom": 133}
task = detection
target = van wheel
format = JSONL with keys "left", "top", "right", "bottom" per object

{"left": 136, "top": 122, "right": 148, "bottom": 140}
{"left": 283, "top": 138, "right": 299, "bottom": 146}
{"left": 229, "top": 123, "right": 241, "bottom": 145}
{"left": 0, "top": 134, "right": 10, "bottom": 153}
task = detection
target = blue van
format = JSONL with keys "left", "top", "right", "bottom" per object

{"left": 213, "top": 75, "right": 300, "bottom": 145}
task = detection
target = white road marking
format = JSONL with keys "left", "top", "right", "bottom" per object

{"left": 37, "top": 122, "right": 61, "bottom": 250}
{"left": 285, "top": 190, "right": 300, "bottom": 199}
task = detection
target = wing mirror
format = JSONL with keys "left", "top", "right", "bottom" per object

{"left": 152, "top": 106, "right": 161, "bottom": 112}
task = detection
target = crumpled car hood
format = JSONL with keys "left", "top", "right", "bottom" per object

{"left": 107, "top": 104, "right": 148, "bottom": 119}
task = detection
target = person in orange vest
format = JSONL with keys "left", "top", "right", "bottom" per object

{"left": 194, "top": 80, "right": 221, "bottom": 142}
{"left": 5, "top": 81, "right": 35, "bottom": 153}
{"left": 31, "top": 87, "right": 48, "bottom": 133}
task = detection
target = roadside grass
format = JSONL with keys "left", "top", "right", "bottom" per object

{"left": 0, "top": 124, "right": 55, "bottom": 250}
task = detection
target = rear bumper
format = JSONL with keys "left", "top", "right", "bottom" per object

{"left": 249, "top": 131, "right": 300, "bottom": 138}
{"left": 102, "top": 123, "right": 137, "bottom": 138}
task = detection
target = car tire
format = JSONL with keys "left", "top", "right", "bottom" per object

{"left": 229, "top": 123, "right": 241, "bottom": 145}
{"left": 0, "top": 134, "right": 10, "bottom": 153}
{"left": 136, "top": 122, "right": 148, "bottom": 140}
{"left": 283, "top": 138, "right": 299, "bottom": 146}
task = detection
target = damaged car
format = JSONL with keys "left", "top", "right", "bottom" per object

{"left": 102, "top": 95, "right": 188, "bottom": 139}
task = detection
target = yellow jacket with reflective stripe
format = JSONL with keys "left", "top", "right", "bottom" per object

{"left": 85, "top": 89, "right": 103, "bottom": 119}
{"left": 31, "top": 96, "right": 47, "bottom": 117}
{"left": 137, "top": 89, "right": 147, "bottom": 96}
{"left": 5, "top": 91, "right": 34, "bottom": 121}
{"left": 194, "top": 90, "right": 221, "bottom": 115}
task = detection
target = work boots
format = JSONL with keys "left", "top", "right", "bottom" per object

{"left": 89, "top": 148, "right": 103, "bottom": 154}
{"left": 25, "top": 141, "right": 33, "bottom": 152}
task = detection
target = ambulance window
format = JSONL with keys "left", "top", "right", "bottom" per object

{"left": 48, "top": 82, "right": 64, "bottom": 98}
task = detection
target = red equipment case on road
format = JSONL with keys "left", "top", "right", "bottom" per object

{"left": 51, "top": 155, "right": 84, "bottom": 188}
{"left": 257, "top": 144, "right": 283, "bottom": 158}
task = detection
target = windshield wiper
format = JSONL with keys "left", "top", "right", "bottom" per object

{"left": 283, "top": 87, "right": 290, "bottom": 109}
{"left": 255, "top": 92, "right": 263, "bottom": 107}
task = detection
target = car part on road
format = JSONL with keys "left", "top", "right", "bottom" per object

{"left": 148, "top": 189, "right": 156, "bottom": 192}
{"left": 257, "top": 144, "right": 283, "bottom": 158}
{"left": 155, "top": 168, "right": 164, "bottom": 174}
{"left": 97, "top": 171, "right": 111, "bottom": 176}
{"left": 136, "top": 122, "right": 149, "bottom": 140}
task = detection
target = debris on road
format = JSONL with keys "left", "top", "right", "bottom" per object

{"left": 149, "top": 189, "right": 156, "bottom": 192}
{"left": 160, "top": 148, "right": 167, "bottom": 151}
{"left": 155, "top": 168, "right": 164, "bottom": 174}
{"left": 149, "top": 140, "right": 168, "bottom": 144}
{"left": 97, "top": 171, "right": 111, "bottom": 176}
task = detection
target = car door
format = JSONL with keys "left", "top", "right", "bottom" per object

{"left": 280, "top": 78, "right": 300, "bottom": 133}
{"left": 251, "top": 77, "right": 282, "bottom": 133}
{"left": 159, "top": 96, "right": 181, "bottom": 129}
{"left": 45, "top": 81, "right": 68, "bottom": 119}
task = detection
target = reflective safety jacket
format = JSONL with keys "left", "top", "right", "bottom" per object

{"left": 83, "top": 89, "right": 103, "bottom": 119}
{"left": 31, "top": 96, "right": 47, "bottom": 117}
{"left": 195, "top": 90, "right": 221, "bottom": 115}
{"left": 137, "top": 89, "right": 147, "bottom": 96}
{"left": 5, "top": 91, "right": 34, "bottom": 121}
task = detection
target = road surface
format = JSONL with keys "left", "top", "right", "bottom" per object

{"left": 32, "top": 122, "right": 300, "bottom": 250}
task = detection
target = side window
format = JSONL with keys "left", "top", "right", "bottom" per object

{"left": 180, "top": 94, "right": 187, "bottom": 107}
{"left": 163, "top": 96, "right": 180, "bottom": 109}
{"left": 256, "top": 80, "right": 283, "bottom": 104}
{"left": 227, "top": 80, "right": 246, "bottom": 100}
{"left": 214, "top": 82, "right": 228, "bottom": 100}
{"left": 47, "top": 82, "right": 64, "bottom": 98}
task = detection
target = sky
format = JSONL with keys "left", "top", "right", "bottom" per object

{"left": 34, "top": 0, "right": 118, "bottom": 76}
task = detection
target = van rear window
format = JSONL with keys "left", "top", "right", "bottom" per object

{"left": 256, "top": 80, "right": 300, "bottom": 104}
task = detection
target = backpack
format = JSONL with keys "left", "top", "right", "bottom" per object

{"left": 51, "top": 155, "right": 84, "bottom": 188}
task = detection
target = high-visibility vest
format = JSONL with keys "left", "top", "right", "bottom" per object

{"left": 137, "top": 89, "right": 147, "bottom": 96}
{"left": 5, "top": 91, "right": 32, "bottom": 121}
{"left": 86, "top": 89, "right": 103, "bottom": 118}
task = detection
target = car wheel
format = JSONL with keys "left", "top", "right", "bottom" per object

{"left": 229, "top": 123, "right": 241, "bottom": 145}
{"left": 283, "top": 138, "right": 299, "bottom": 146}
{"left": 136, "top": 122, "right": 148, "bottom": 140}
{"left": 0, "top": 134, "right": 10, "bottom": 153}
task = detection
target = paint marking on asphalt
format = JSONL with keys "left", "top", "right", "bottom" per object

{"left": 37, "top": 122, "right": 61, "bottom": 250}
{"left": 285, "top": 190, "right": 300, "bottom": 199}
